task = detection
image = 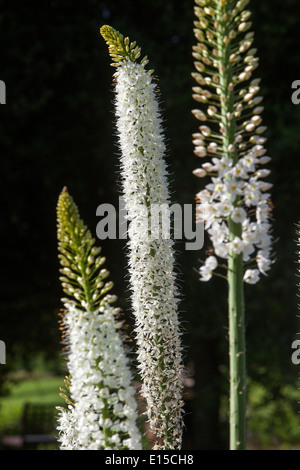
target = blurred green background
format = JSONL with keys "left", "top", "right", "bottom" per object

{"left": 1, "top": 0, "right": 300, "bottom": 450}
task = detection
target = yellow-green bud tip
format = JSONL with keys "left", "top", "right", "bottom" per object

{"left": 100, "top": 24, "right": 147, "bottom": 67}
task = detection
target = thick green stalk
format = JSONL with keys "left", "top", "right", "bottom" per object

{"left": 227, "top": 223, "right": 246, "bottom": 450}
{"left": 216, "top": 0, "right": 247, "bottom": 449}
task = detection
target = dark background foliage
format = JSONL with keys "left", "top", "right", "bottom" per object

{"left": 1, "top": 0, "right": 300, "bottom": 449}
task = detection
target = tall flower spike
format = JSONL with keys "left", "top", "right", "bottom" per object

{"left": 192, "top": 0, "right": 274, "bottom": 450}
{"left": 101, "top": 25, "right": 184, "bottom": 449}
{"left": 56, "top": 188, "right": 142, "bottom": 450}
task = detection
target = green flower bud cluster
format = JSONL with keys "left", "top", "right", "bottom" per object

{"left": 57, "top": 187, "right": 116, "bottom": 312}
{"left": 100, "top": 25, "right": 149, "bottom": 68}
{"left": 192, "top": 0, "right": 266, "bottom": 163}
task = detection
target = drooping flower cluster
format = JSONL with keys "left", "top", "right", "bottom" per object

{"left": 56, "top": 188, "right": 142, "bottom": 450}
{"left": 192, "top": 0, "right": 274, "bottom": 284}
{"left": 101, "top": 26, "right": 184, "bottom": 449}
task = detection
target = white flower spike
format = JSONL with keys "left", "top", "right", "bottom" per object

{"left": 191, "top": 0, "right": 275, "bottom": 451}
{"left": 101, "top": 25, "right": 184, "bottom": 450}
{"left": 56, "top": 188, "right": 142, "bottom": 450}
{"left": 191, "top": 1, "right": 274, "bottom": 285}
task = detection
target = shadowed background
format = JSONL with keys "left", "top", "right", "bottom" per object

{"left": 1, "top": 0, "right": 300, "bottom": 449}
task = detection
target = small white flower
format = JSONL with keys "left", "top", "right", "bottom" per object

{"left": 217, "top": 201, "right": 233, "bottom": 217}
{"left": 242, "top": 223, "right": 259, "bottom": 245}
{"left": 231, "top": 163, "right": 249, "bottom": 179}
{"left": 225, "top": 179, "right": 244, "bottom": 201}
{"left": 197, "top": 203, "right": 218, "bottom": 228}
{"left": 196, "top": 189, "right": 211, "bottom": 203}
{"left": 209, "top": 221, "right": 229, "bottom": 245}
{"left": 257, "top": 250, "right": 272, "bottom": 275}
{"left": 231, "top": 207, "right": 247, "bottom": 224}
{"left": 242, "top": 242, "right": 255, "bottom": 262}
{"left": 256, "top": 200, "right": 270, "bottom": 224}
{"left": 199, "top": 256, "right": 218, "bottom": 281}
{"left": 215, "top": 243, "right": 229, "bottom": 259}
{"left": 229, "top": 236, "right": 244, "bottom": 255}
{"left": 243, "top": 269, "right": 260, "bottom": 284}
{"left": 206, "top": 177, "right": 225, "bottom": 199}
{"left": 207, "top": 255, "right": 218, "bottom": 270}
{"left": 240, "top": 153, "right": 257, "bottom": 172}
{"left": 212, "top": 156, "right": 233, "bottom": 177}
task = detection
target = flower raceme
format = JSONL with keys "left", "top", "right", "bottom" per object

{"left": 192, "top": 0, "right": 274, "bottom": 284}
{"left": 56, "top": 188, "right": 142, "bottom": 450}
{"left": 192, "top": 0, "right": 275, "bottom": 450}
{"left": 101, "top": 25, "right": 184, "bottom": 450}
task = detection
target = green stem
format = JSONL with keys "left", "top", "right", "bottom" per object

{"left": 216, "top": 0, "right": 247, "bottom": 449}
{"left": 227, "top": 224, "right": 247, "bottom": 450}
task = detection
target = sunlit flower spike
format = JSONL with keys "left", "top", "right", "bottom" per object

{"left": 56, "top": 187, "right": 142, "bottom": 450}
{"left": 101, "top": 25, "right": 185, "bottom": 450}
{"left": 191, "top": 0, "right": 274, "bottom": 450}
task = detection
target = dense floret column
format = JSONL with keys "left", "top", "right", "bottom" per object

{"left": 191, "top": 0, "right": 274, "bottom": 449}
{"left": 101, "top": 26, "right": 184, "bottom": 449}
{"left": 56, "top": 188, "right": 142, "bottom": 450}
